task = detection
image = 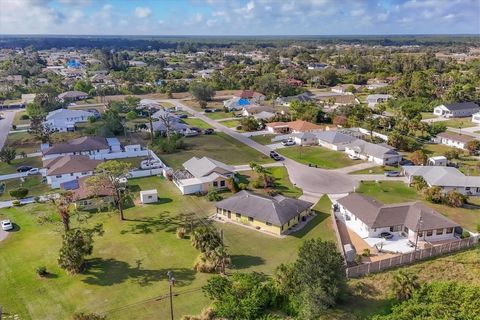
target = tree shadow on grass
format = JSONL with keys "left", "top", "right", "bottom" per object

{"left": 230, "top": 255, "right": 265, "bottom": 269}
{"left": 82, "top": 257, "right": 196, "bottom": 287}
{"left": 291, "top": 211, "right": 330, "bottom": 239}
{"left": 128, "top": 184, "right": 142, "bottom": 193}
{"left": 121, "top": 212, "right": 199, "bottom": 235}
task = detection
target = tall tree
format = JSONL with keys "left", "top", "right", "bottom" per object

{"left": 51, "top": 191, "right": 75, "bottom": 232}
{"left": 189, "top": 81, "right": 215, "bottom": 102}
{"left": 0, "top": 147, "right": 16, "bottom": 164}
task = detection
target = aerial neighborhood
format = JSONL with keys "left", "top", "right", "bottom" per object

{"left": 0, "top": 31, "right": 479, "bottom": 319}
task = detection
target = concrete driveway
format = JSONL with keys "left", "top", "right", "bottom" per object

{"left": 0, "top": 110, "right": 17, "bottom": 150}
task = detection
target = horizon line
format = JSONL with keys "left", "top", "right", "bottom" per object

{"left": 1, "top": 33, "right": 478, "bottom": 37}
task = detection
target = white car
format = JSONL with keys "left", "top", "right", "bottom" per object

{"left": 1, "top": 219, "right": 13, "bottom": 231}
{"left": 27, "top": 168, "right": 40, "bottom": 175}
{"left": 140, "top": 160, "right": 162, "bottom": 170}
{"left": 281, "top": 139, "right": 295, "bottom": 146}
{"left": 348, "top": 154, "right": 360, "bottom": 160}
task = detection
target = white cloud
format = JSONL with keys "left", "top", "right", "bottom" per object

{"left": 134, "top": 7, "right": 152, "bottom": 19}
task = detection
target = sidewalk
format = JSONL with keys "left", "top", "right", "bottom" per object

{"left": 332, "top": 161, "right": 378, "bottom": 174}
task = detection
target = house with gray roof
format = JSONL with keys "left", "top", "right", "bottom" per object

{"left": 42, "top": 136, "right": 111, "bottom": 160}
{"left": 43, "top": 108, "right": 94, "bottom": 132}
{"left": 58, "top": 90, "right": 88, "bottom": 101}
{"left": 403, "top": 166, "right": 480, "bottom": 196}
{"left": 336, "top": 193, "right": 461, "bottom": 247}
{"left": 433, "top": 102, "right": 480, "bottom": 118}
{"left": 316, "top": 131, "right": 358, "bottom": 151}
{"left": 344, "top": 140, "right": 402, "bottom": 165}
{"left": 366, "top": 94, "right": 393, "bottom": 108}
{"left": 215, "top": 190, "right": 313, "bottom": 235}
{"left": 173, "top": 157, "right": 235, "bottom": 195}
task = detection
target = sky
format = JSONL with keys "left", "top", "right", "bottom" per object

{"left": 0, "top": 0, "right": 479, "bottom": 36}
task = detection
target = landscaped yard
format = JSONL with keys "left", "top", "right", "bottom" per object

{"left": 278, "top": 146, "right": 362, "bottom": 169}
{"left": 249, "top": 134, "right": 277, "bottom": 145}
{"left": 156, "top": 132, "right": 272, "bottom": 169}
{"left": 421, "top": 112, "right": 438, "bottom": 120}
{"left": 357, "top": 181, "right": 480, "bottom": 231}
{"left": 0, "top": 176, "right": 51, "bottom": 201}
{"left": 0, "top": 176, "right": 336, "bottom": 319}
{"left": 0, "top": 157, "right": 42, "bottom": 174}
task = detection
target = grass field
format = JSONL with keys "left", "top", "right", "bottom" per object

{"left": 218, "top": 119, "right": 241, "bottom": 128}
{"left": 13, "top": 110, "right": 31, "bottom": 126}
{"left": 0, "top": 157, "right": 42, "bottom": 174}
{"left": 249, "top": 134, "right": 277, "bottom": 145}
{"left": 181, "top": 118, "right": 212, "bottom": 129}
{"left": 157, "top": 132, "right": 272, "bottom": 169}
{"left": 278, "top": 146, "right": 362, "bottom": 169}
{"left": 441, "top": 118, "right": 477, "bottom": 128}
{"left": 5, "top": 132, "right": 40, "bottom": 154}
{"left": 357, "top": 181, "right": 480, "bottom": 231}
{"left": 0, "top": 176, "right": 51, "bottom": 201}
{"left": 0, "top": 176, "right": 336, "bottom": 319}
{"left": 421, "top": 112, "right": 438, "bottom": 120}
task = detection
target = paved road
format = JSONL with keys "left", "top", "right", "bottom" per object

{"left": 164, "top": 99, "right": 359, "bottom": 197}
{"left": 0, "top": 170, "right": 46, "bottom": 182}
{"left": 0, "top": 110, "right": 16, "bottom": 150}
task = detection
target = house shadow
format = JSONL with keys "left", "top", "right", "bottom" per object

{"left": 155, "top": 197, "right": 173, "bottom": 205}
{"left": 82, "top": 257, "right": 196, "bottom": 287}
{"left": 291, "top": 210, "right": 330, "bottom": 239}
{"left": 121, "top": 211, "right": 199, "bottom": 235}
{"left": 230, "top": 255, "right": 265, "bottom": 269}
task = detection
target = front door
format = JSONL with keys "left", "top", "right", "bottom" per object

{"left": 227, "top": 212, "right": 231, "bottom": 219}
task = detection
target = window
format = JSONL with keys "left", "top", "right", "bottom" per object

{"left": 446, "top": 228, "right": 453, "bottom": 234}
{"left": 426, "top": 230, "right": 433, "bottom": 237}
{"left": 213, "top": 181, "right": 218, "bottom": 187}
{"left": 404, "top": 226, "right": 409, "bottom": 233}
{"left": 248, "top": 217, "right": 253, "bottom": 222}
{"left": 56, "top": 175, "right": 62, "bottom": 178}
{"left": 236, "top": 213, "right": 241, "bottom": 218}
{"left": 81, "top": 172, "right": 87, "bottom": 175}
{"left": 436, "top": 229, "right": 443, "bottom": 235}
{"left": 266, "top": 222, "right": 272, "bottom": 226}
{"left": 220, "top": 180, "right": 225, "bottom": 187}
{"left": 70, "top": 173, "right": 74, "bottom": 176}
{"left": 418, "top": 231, "right": 423, "bottom": 237}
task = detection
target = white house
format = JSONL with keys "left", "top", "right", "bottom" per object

{"left": 336, "top": 193, "right": 460, "bottom": 244}
{"left": 140, "top": 189, "right": 158, "bottom": 204}
{"left": 44, "top": 109, "right": 94, "bottom": 132}
{"left": 344, "top": 140, "right": 402, "bottom": 165}
{"left": 403, "top": 166, "right": 480, "bottom": 196}
{"left": 58, "top": 90, "right": 88, "bottom": 101}
{"left": 316, "top": 131, "right": 358, "bottom": 151}
{"left": 433, "top": 102, "right": 480, "bottom": 118}
{"left": 427, "top": 156, "right": 447, "bottom": 166}
{"left": 43, "top": 155, "right": 102, "bottom": 189}
{"left": 173, "top": 157, "right": 235, "bottom": 195}
{"left": 434, "top": 131, "right": 475, "bottom": 150}
{"left": 472, "top": 112, "right": 480, "bottom": 124}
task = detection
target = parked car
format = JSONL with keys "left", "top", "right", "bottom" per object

{"left": 269, "top": 151, "right": 279, "bottom": 158}
{"left": 272, "top": 154, "right": 284, "bottom": 161}
{"left": 190, "top": 127, "right": 202, "bottom": 133}
{"left": 281, "top": 139, "right": 295, "bottom": 146}
{"left": 27, "top": 168, "right": 40, "bottom": 175}
{"left": 384, "top": 171, "right": 401, "bottom": 177}
{"left": 16, "top": 166, "right": 33, "bottom": 172}
{"left": 204, "top": 128, "right": 214, "bottom": 135}
{"left": 140, "top": 159, "right": 162, "bottom": 170}
{"left": 399, "top": 159, "right": 413, "bottom": 166}
{"left": 348, "top": 154, "right": 360, "bottom": 160}
{"left": 1, "top": 219, "right": 13, "bottom": 231}
{"left": 204, "top": 109, "right": 213, "bottom": 113}
{"left": 178, "top": 114, "right": 188, "bottom": 119}
{"left": 380, "top": 232, "right": 394, "bottom": 240}
{"left": 184, "top": 130, "right": 199, "bottom": 137}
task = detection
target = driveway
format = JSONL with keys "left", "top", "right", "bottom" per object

{"left": 164, "top": 99, "right": 358, "bottom": 197}
{"left": 0, "top": 110, "right": 17, "bottom": 150}
{"left": 0, "top": 229, "right": 9, "bottom": 242}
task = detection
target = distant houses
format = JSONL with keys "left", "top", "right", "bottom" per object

{"left": 44, "top": 108, "right": 94, "bottom": 132}
{"left": 366, "top": 94, "right": 393, "bottom": 108}
{"left": 433, "top": 102, "right": 480, "bottom": 118}
{"left": 433, "top": 131, "right": 475, "bottom": 150}
{"left": 58, "top": 90, "right": 89, "bottom": 102}
{"left": 215, "top": 190, "right": 313, "bottom": 235}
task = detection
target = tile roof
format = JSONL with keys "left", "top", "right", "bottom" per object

{"left": 216, "top": 190, "right": 313, "bottom": 226}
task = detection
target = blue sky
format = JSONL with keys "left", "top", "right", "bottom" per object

{"left": 1, "top": 0, "right": 479, "bottom": 35}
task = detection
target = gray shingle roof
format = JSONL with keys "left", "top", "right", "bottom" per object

{"left": 337, "top": 193, "right": 459, "bottom": 231}
{"left": 216, "top": 190, "right": 313, "bottom": 225}
{"left": 43, "top": 136, "right": 109, "bottom": 155}
{"left": 403, "top": 166, "right": 480, "bottom": 188}
{"left": 345, "top": 140, "right": 398, "bottom": 158}
{"left": 316, "top": 131, "right": 358, "bottom": 144}
{"left": 182, "top": 156, "right": 234, "bottom": 178}
{"left": 442, "top": 102, "right": 480, "bottom": 111}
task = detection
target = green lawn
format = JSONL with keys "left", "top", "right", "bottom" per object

{"left": 13, "top": 110, "right": 31, "bottom": 126}
{"left": 0, "top": 176, "right": 51, "bottom": 201}
{"left": 421, "top": 112, "right": 437, "bottom": 120}
{"left": 182, "top": 118, "right": 212, "bottom": 129}
{"left": 441, "top": 118, "right": 477, "bottom": 128}
{"left": 205, "top": 111, "right": 235, "bottom": 120}
{"left": 157, "top": 132, "right": 272, "bottom": 169}
{"left": 349, "top": 165, "right": 399, "bottom": 175}
{"left": 5, "top": 132, "right": 40, "bottom": 154}
{"left": 0, "top": 177, "right": 336, "bottom": 319}
{"left": 278, "top": 146, "right": 362, "bottom": 169}
{"left": 0, "top": 157, "right": 42, "bottom": 174}
{"left": 218, "top": 119, "right": 241, "bottom": 128}
{"left": 357, "top": 181, "right": 480, "bottom": 231}
{"left": 249, "top": 134, "right": 277, "bottom": 145}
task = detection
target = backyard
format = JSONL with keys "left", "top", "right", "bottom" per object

{"left": 357, "top": 181, "right": 480, "bottom": 231}
{"left": 156, "top": 132, "right": 272, "bottom": 169}
{"left": 0, "top": 176, "right": 336, "bottom": 319}
{"left": 278, "top": 146, "right": 362, "bottom": 169}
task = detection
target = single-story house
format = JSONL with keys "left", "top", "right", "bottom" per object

{"left": 266, "top": 120, "right": 322, "bottom": 134}
{"left": 58, "top": 90, "right": 88, "bottom": 101}
{"left": 242, "top": 105, "right": 275, "bottom": 117}
{"left": 366, "top": 94, "right": 393, "bottom": 108}
{"left": 140, "top": 189, "right": 158, "bottom": 204}
{"left": 275, "top": 92, "right": 314, "bottom": 107}
{"left": 151, "top": 120, "right": 191, "bottom": 135}
{"left": 215, "top": 190, "right": 313, "bottom": 235}
{"left": 434, "top": 131, "right": 475, "bottom": 150}
{"left": 61, "top": 176, "right": 114, "bottom": 211}
{"left": 366, "top": 83, "right": 388, "bottom": 90}
{"left": 331, "top": 84, "right": 361, "bottom": 93}
{"left": 41, "top": 136, "right": 113, "bottom": 160}
{"left": 316, "top": 131, "right": 358, "bottom": 151}
{"left": 472, "top": 112, "right": 480, "bottom": 124}
{"left": 403, "top": 166, "right": 480, "bottom": 195}
{"left": 291, "top": 132, "right": 320, "bottom": 146}
{"left": 43, "top": 108, "right": 94, "bottom": 132}
{"left": 336, "top": 193, "right": 460, "bottom": 242}
{"left": 234, "top": 90, "right": 266, "bottom": 103}
{"left": 313, "top": 92, "right": 359, "bottom": 106}
{"left": 44, "top": 155, "right": 103, "bottom": 189}
{"left": 253, "top": 111, "right": 276, "bottom": 121}
{"left": 173, "top": 157, "right": 235, "bottom": 195}
{"left": 433, "top": 102, "right": 480, "bottom": 118}
{"left": 344, "top": 140, "right": 402, "bottom": 165}
{"left": 223, "top": 97, "right": 251, "bottom": 111}
{"left": 427, "top": 156, "right": 447, "bottom": 166}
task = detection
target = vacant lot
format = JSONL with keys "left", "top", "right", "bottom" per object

{"left": 278, "top": 146, "right": 362, "bottom": 169}
{"left": 441, "top": 118, "right": 477, "bottom": 128}
{"left": 249, "top": 134, "right": 277, "bottom": 145}
{"left": 156, "top": 132, "right": 272, "bottom": 169}
{"left": 218, "top": 119, "right": 241, "bottom": 128}
{"left": 0, "top": 176, "right": 336, "bottom": 319}
{"left": 357, "top": 181, "right": 480, "bottom": 231}
{"left": 349, "top": 165, "right": 398, "bottom": 175}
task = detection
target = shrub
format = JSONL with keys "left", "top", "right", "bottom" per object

{"left": 9, "top": 187, "right": 29, "bottom": 199}
{"left": 20, "top": 114, "right": 30, "bottom": 120}
{"left": 72, "top": 313, "right": 106, "bottom": 320}
{"left": 362, "top": 248, "right": 370, "bottom": 257}
{"left": 181, "top": 307, "right": 215, "bottom": 320}
{"left": 176, "top": 227, "right": 186, "bottom": 239}
{"left": 422, "top": 186, "right": 443, "bottom": 204}
{"left": 12, "top": 200, "right": 21, "bottom": 206}
{"left": 354, "top": 254, "right": 363, "bottom": 264}
{"left": 36, "top": 266, "right": 48, "bottom": 277}
{"left": 198, "top": 100, "right": 208, "bottom": 109}
{"left": 193, "top": 253, "right": 217, "bottom": 273}
{"left": 267, "top": 189, "right": 278, "bottom": 196}
{"left": 461, "top": 231, "right": 471, "bottom": 239}
{"left": 444, "top": 190, "right": 466, "bottom": 207}
{"left": 207, "top": 188, "right": 222, "bottom": 201}
{"left": 252, "top": 180, "right": 261, "bottom": 189}
{"left": 238, "top": 183, "right": 248, "bottom": 190}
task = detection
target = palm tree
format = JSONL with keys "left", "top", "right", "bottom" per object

{"left": 391, "top": 270, "right": 419, "bottom": 301}
{"left": 191, "top": 226, "right": 221, "bottom": 253}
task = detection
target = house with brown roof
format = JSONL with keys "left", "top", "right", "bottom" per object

{"left": 234, "top": 90, "right": 265, "bottom": 103}
{"left": 43, "top": 155, "right": 103, "bottom": 188}
{"left": 42, "top": 136, "right": 112, "bottom": 160}
{"left": 266, "top": 120, "right": 322, "bottom": 134}
{"left": 61, "top": 176, "right": 114, "bottom": 211}
{"left": 434, "top": 131, "right": 476, "bottom": 150}
{"left": 336, "top": 193, "right": 461, "bottom": 252}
